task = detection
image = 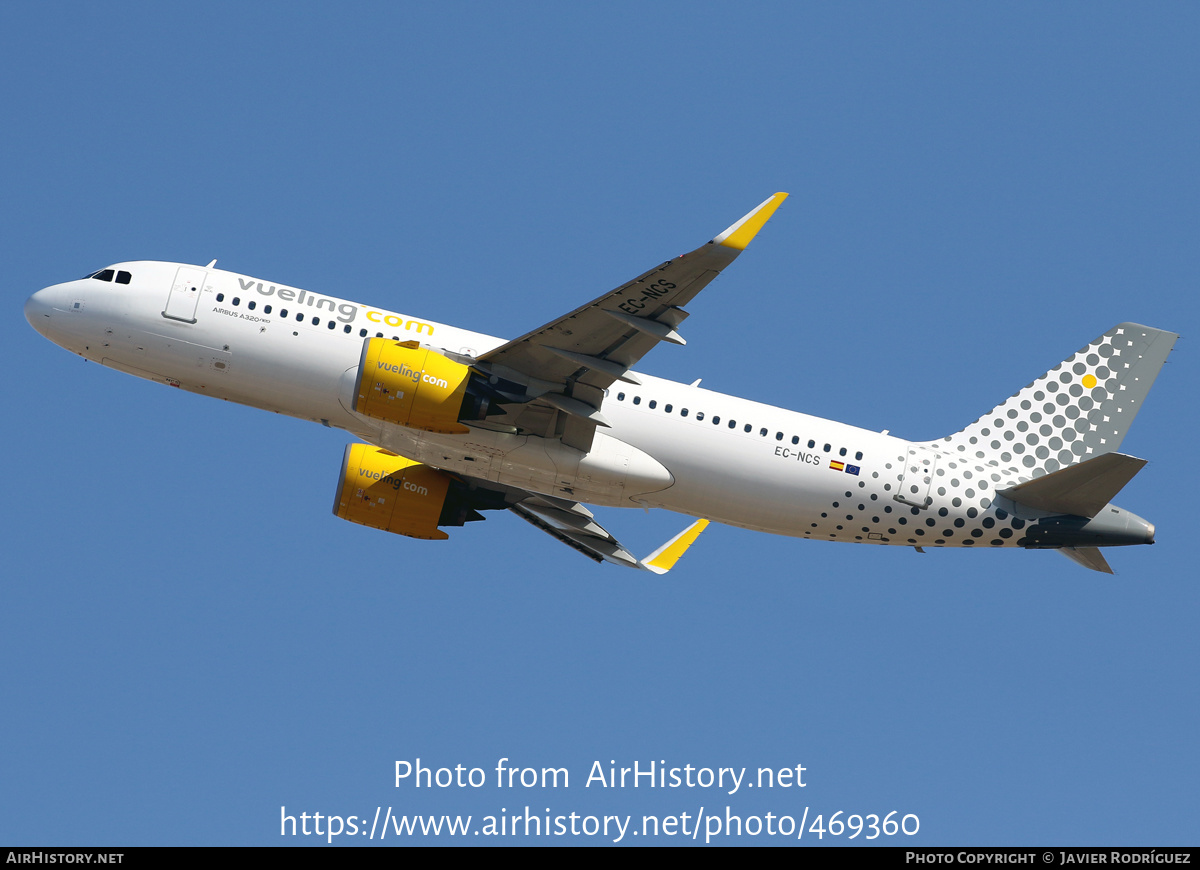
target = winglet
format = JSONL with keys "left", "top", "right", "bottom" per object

{"left": 640, "top": 518, "right": 710, "bottom": 574}
{"left": 713, "top": 192, "right": 789, "bottom": 251}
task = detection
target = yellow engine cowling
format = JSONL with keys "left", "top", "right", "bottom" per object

{"left": 332, "top": 443, "right": 452, "bottom": 540}
{"left": 353, "top": 338, "right": 471, "bottom": 434}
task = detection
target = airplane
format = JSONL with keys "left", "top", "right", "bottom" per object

{"left": 24, "top": 193, "right": 1178, "bottom": 574}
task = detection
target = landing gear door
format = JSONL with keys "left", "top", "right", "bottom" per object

{"left": 896, "top": 445, "right": 938, "bottom": 508}
{"left": 163, "top": 266, "right": 207, "bottom": 323}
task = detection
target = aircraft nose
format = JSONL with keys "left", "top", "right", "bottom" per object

{"left": 1144, "top": 522, "right": 1156, "bottom": 544}
{"left": 24, "top": 286, "right": 56, "bottom": 331}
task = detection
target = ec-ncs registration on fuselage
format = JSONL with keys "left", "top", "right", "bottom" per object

{"left": 25, "top": 193, "right": 1177, "bottom": 574}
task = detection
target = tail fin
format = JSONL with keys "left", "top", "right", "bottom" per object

{"left": 936, "top": 323, "right": 1177, "bottom": 479}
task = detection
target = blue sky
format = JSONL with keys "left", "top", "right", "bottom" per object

{"left": 3, "top": 2, "right": 1197, "bottom": 846}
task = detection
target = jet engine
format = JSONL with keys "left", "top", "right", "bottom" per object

{"left": 332, "top": 443, "right": 506, "bottom": 540}
{"left": 353, "top": 338, "right": 476, "bottom": 434}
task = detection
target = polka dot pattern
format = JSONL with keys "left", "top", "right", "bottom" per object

{"left": 936, "top": 324, "right": 1175, "bottom": 482}
{"left": 798, "top": 323, "right": 1176, "bottom": 550}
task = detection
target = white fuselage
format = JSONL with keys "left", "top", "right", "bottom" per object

{"left": 25, "top": 260, "right": 1078, "bottom": 550}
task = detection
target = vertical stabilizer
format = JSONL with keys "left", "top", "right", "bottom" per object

{"left": 936, "top": 324, "right": 1176, "bottom": 479}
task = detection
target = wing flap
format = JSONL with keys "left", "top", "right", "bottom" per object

{"left": 511, "top": 502, "right": 638, "bottom": 567}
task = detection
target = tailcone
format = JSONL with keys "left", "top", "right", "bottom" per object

{"left": 1024, "top": 507, "right": 1157, "bottom": 549}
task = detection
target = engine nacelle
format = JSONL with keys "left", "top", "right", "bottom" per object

{"left": 353, "top": 338, "right": 471, "bottom": 434}
{"left": 333, "top": 443, "right": 454, "bottom": 540}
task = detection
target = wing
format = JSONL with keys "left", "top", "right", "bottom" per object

{"left": 473, "top": 193, "right": 788, "bottom": 450}
{"left": 510, "top": 493, "right": 709, "bottom": 574}
{"left": 439, "top": 472, "right": 709, "bottom": 571}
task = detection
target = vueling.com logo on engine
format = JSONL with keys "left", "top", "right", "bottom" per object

{"left": 357, "top": 467, "right": 430, "bottom": 496}
{"left": 376, "top": 360, "right": 449, "bottom": 390}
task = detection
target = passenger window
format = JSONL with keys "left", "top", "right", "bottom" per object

{"left": 247, "top": 301, "right": 256, "bottom": 310}
{"left": 264, "top": 305, "right": 272, "bottom": 314}
{"left": 728, "top": 420, "right": 736, "bottom": 429}
{"left": 744, "top": 424, "right": 751, "bottom": 433}
{"left": 792, "top": 436, "right": 799, "bottom": 445}
{"left": 280, "top": 309, "right": 288, "bottom": 318}
{"left": 776, "top": 432, "right": 783, "bottom": 441}
{"left": 648, "top": 400, "right": 657, "bottom": 409}
{"left": 344, "top": 325, "right": 352, "bottom": 333}
{"left": 115, "top": 271, "right": 132, "bottom": 284}
{"left": 712, "top": 416, "right": 720, "bottom": 425}
{"left": 360, "top": 329, "right": 368, "bottom": 337}
{"left": 839, "top": 447, "right": 847, "bottom": 456}
{"left": 696, "top": 412, "right": 705, "bottom": 421}
{"left": 327, "top": 320, "right": 335, "bottom": 329}
{"left": 216, "top": 293, "right": 225, "bottom": 302}
{"left": 823, "top": 444, "right": 831, "bottom": 452}
{"left": 617, "top": 393, "right": 625, "bottom": 401}
{"left": 232, "top": 297, "right": 240, "bottom": 306}
{"left": 665, "top": 404, "right": 673, "bottom": 413}
{"left": 297, "top": 313, "right": 304, "bottom": 322}
{"left": 855, "top": 451, "right": 863, "bottom": 460}
{"left": 633, "top": 396, "right": 641, "bottom": 405}
{"left": 808, "top": 440, "right": 816, "bottom": 449}
{"left": 760, "top": 428, "right": 767, "bottom": 436}
{"left": 681, "top": 408, "right": 689, "bottom": 417}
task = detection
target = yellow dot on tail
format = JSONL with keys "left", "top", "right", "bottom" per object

{"left": 1082, "top": 374, "right": 1098, "bottom": 389}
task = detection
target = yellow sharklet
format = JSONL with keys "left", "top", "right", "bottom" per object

{"left": 714, "top": 192, "right": 789, "bottom": 251}
{"left": 643, "top": 518, "right": 710, "bottom": 574}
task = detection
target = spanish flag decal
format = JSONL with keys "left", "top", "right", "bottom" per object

{"left": 830, "top": 460, "right": 845, "bottom": 471}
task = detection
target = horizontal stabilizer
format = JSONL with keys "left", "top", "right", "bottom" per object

{"left": 1000, "top": 452, "right": 1146, "bottom": 518}
{"left": 1059, "top": 547, "right": 1114, "bottom": 574}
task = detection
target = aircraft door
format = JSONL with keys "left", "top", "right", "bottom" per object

{"left": 896, "top": 445, "right": 938, "bottom": 508}
{"left": 163, "top": 266, "right": 207, "bottom": 323}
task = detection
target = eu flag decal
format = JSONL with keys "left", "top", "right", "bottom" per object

{"left": 846, "top": 464, "right": 860, "bottom": 476}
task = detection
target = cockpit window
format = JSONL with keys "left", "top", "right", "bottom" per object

{"left": 83, "top": 268, "right": 132, "bottom": 284}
